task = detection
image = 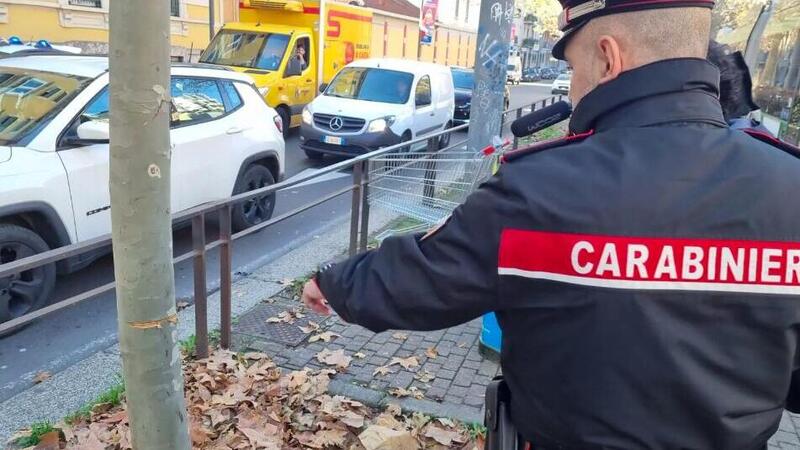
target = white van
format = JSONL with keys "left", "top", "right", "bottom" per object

{"left": 507, "top": 55, "right": 522, "bottom": 85}
{"left": 300, "top": 59, "right": 455, "bottom": 159}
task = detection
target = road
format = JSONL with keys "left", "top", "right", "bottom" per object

{"left": 0, "top": 83, "right": 552, "bottom": 403}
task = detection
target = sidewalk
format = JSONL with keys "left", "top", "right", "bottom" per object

{"left": 3, "top": 206, "right": 800, "bottom": 447}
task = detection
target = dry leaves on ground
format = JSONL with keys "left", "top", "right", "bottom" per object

{"left": 414, "top": 370, "right": 435, "bottom": 383}
{"left": 298, "top": 321, "right": 321, "bottom": 334}
{"left": 354, "top": 352, "right": 367, "bottom": 359}
{"left": 389, "top": 356, "right": 419, "bottom": 370}
{"left": 13, "top": 350, "right": 479, "bottom": 449}
{"left": 267, "top": 308, "right": 307, "bottom": 325}
{"left": 373, "top": 366, "right": 392, "bottom": 377}
{"left": 426, "top": 347, "right": 439, "bottom": 359}
{"left": 391, "top": 333, "right": 408, "bottom": 341}
{"left": 315, "top": 349, "right": 352, "bottom": 369}
{"left": 388, "top": 386, "right": 425, "bottom": 400}
{"left": 32, "top": 371, "right": 51, "bottom": 384}
{"left": 309, "top": 331, "right": 340, "bottom": 343}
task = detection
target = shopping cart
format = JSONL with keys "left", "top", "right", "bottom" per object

{"left": 367, "top": 137, "right": 508, "bottom": 239}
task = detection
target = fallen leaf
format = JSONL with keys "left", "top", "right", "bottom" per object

{"left": 98, "top": 410, "right": 128, "bottom": 424}
{"left": 239, "top": 424, "right": 280, "bottom": 449}
{"left": 311, "top": 429, "right": 348, "bottom": 448}
{"left": 389, "top": 356, "right": 419, "bottom": 369}
{"left": 373, "top": 366, "right": 391, "bottom": 376}
{"left": 425, "top": 347, "right": 438, "bottom": 359}
{"left": 458, "top": 342, "right": 468, "bottom": 348}
{"left": 388, "top": 387, "right": 424, "bottom": 399}
{"left": 266, "top": 316, "right": 283, "bottom": 323}
{"left": 32, "top": 371, "right": 51, "bottom": 384}
{"left": 242, "top": 351, "right": 269, "bottom": 360}
{"left": 354, "top": 352, "right": 367, "bottom": 359}
{"left": 315, "top": 349, "right": 352, "bottom": 369}
{"left": 437, "top": 418, "right": 455, "bottom": 428}
{"left": 386, "top": 404, "right": 402, "bottom": 416}
{"left": 280, "top": 278, "right": 293, "bottom": 285}
{"left": 359, "top": 425, "right": 420, "bottom": 450}
{"left": 337, "top": 410, "right": 366, "bottom": 428}
{"left": 298, "top": 321, "right": 321, "bottom": 334}
{"left": 425, "top": 426, "right": 462, "bottom": 446}
{"left": 309, "top": 331, "right": 339, "bottom": 343}
{"left": 414, "top": 370, "right": 435, "bottom": 383}
{"left": 391, "top": 332, "right": 408, "bottom": 341}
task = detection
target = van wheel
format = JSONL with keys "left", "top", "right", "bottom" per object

{"left": 0, "top": 224, "right": 56, "bottom": 333}
{"left": 277, "top": 107, "right": 291, "bottom": 139}
{"left": 304, "top": 148, "right": 323, "bottom": 161}
{"left": 439, "top": 122, "right": 452, "bottom": 149}
{"left": 231, "top": 165, "right": 276, "bottom": 232}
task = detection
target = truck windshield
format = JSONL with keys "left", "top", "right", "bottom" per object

{"left": 325, "top": 67, "right": 414, "bottom": 104}
{"left": 451, "top": 70, "right": 474, "bottom": 90}
{"left": 0, "top": 67, "right": 90, "bottom": 145}
{"left": 201, "top": 31, "right": 290, "bottom": 71}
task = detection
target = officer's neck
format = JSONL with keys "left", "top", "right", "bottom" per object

{"left": 569, "top": 58, "right": 727, "bottom": 134}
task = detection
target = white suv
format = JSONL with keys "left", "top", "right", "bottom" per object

{"left": 0, "top": 55, "right": 285, "bottom": 325}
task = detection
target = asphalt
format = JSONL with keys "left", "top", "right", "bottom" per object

{"left": 0, "top": 83, "right": 552, "bottom": 412}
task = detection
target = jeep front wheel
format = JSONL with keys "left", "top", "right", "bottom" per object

{"left": 0, "top": 224, "right": 56, "bottom": 330}
{"left": 231, "top": 165, "right": 277, "bottom": 232}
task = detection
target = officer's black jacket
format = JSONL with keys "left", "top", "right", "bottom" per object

{"left": 317, "top": 58, "right": 800, "bottom": 449}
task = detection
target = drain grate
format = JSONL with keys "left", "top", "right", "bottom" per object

{"left": 233, "top": 302, "right": 325, "bottom": 347}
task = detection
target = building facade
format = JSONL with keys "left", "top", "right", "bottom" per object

{"left": 0, "top": 0, "right": 237, "bottom": 61}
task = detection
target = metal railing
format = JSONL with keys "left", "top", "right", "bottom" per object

{"left": 0, "top": 95, "right": 563, "bottom": 355}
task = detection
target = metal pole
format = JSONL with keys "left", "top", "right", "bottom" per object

{"left": 466, "top": 0, "right": 515, "bottom": 155}
{"left": 209, "top": 0, "right": 215, "bottom": 42}
{"left": 348, "top": 163, "right": 363, "bottom": 256}
{"left": 318, "top": 0, "right": 327, "bottom": 90}
{"left": 423, "top": 137, "right": 438, "bottom": 205}
{"left": 192, "top": 214, "right": 209, "bottom": 359}
{"left": 219, "top": 205, "right": 232, "bottom": 349}
{"left": 358, "top": 161, "right": 371, "bottom": 252}
{"left": 513, "top": 107, "right": 522, "bottom": 149}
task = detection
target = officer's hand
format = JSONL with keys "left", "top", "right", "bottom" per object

{"left": 302, "top": 279, "right": 332, "bottom": 316}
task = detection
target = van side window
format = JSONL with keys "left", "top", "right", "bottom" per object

{"left": 170, "top": 77, "right": 225, "bottom": 126}
{"left": 415, "top": 75, "right": 432, "bottom": 107}
{"left": 285, "top": 37, "right": 310, "bottom": 77}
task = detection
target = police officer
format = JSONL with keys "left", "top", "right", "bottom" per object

{"left": 302, "top": 0, "right": 800, "bottom": 448}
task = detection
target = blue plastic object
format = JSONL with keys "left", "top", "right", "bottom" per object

{"left": 480, "top": 312, "right": 502, "bottom": 354}
{"left": 34, "top": 39, "right": 52, "bottom": 49}
{"left": 8, "top": 36, "right": 22, "bottom": 45}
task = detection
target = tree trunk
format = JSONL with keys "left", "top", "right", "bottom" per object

{"left": 109, "top": 2, "right": 191, "bottom": 449}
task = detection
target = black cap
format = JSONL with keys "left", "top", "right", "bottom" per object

{"left": 552, "top": 0, "right": 715, "bottom": 60}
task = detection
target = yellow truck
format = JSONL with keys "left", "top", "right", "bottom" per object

{"left": 199, "top": 0, "right": 372, "bottom": 135}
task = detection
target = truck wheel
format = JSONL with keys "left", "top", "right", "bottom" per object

{"left": 304, "top": 148, "right": 323, "bottom": 161}
{"left": 277, "top": 107, "right": 291, "bottom": 139}
{"left": 0, "top": 224, "right": 56, "bottom": 332}
{"left": 231, "top": 165, "right": 276, "bottom": 232}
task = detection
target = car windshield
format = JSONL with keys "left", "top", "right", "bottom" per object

{"left": 0, "top": 67, "right": 90, "bottom": 145}
{"left": 200, "top": 31, "right": 290, "bottom": 71}
{"left": 451, "top": 70, "right": 474, "bottom": 90}
{"left": 325, "top": 67, "right": 413, "bottom": 104}
{"left": 507, "top": 64, "right": 515, "bottom": 71}
{"left": 556, "top": 74, "right": 570, "bottom": 81}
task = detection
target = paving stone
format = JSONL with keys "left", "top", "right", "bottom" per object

{"left": 436, "top": 368, "right": 457, "bottom": 381}
{"left": 394, "top": 349, "right": 414, "bottom": 358}
{"left": 443, "top": 357, "right": 466, "bottom": 371}
{"left": 341, "top": 327, "right": 361, "bottom": 338}
{"left": 430, "top": 377, "right": 451, "bottom": 390}
{"left": 422, "top": 362, "right": 442, "bottom": 373}
{"left": 462, "top": 359, "right": 481, "bottom": 370}
{"left": 425, "top": 387, "right": 447, "bottom": 402}
{"left": 389, "top": 372, "right": 415, "bottom": 390}
{"left": 377, "top": 342, "right": 401, "bottom": 357}
{"left": 774, "top": 430, "right": 800, "bottom": 446}
{"left": 451, "top": 346, "right": 469, "bottom": 356}
{"left": 372, "top": 333, "right": 390, "bottom": 344}
{"left": 364, "top": 342, "right": 384, "bottom": 353}
{"left": 452, "top": 368, "right": 477, "bottom": 387}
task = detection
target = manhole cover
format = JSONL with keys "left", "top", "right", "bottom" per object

{"left": 233, "top": 302, "right": 325, "bottom": 346}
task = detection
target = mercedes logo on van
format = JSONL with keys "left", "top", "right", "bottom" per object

{"left": 329, "top": 116, "right": 344, "bottom": 131}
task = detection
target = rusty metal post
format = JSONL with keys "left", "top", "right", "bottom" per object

{"left": 423, "top": 137, "right": 438, "bottom": 205}
{"left": 513, "top": 106, "right": 523, "bottom": 149}
{"left": 541, "top": 99, "right": 547, "bottom": 109}
{"left": 348, "top": 163, "right": 363, "bottom": 256}
{"left": 218, "top": 205, "right": 232, "bottom": 349}
{"left": 192, "top": 214, "right": 208, "bottom": 358}
{"left": 359, "top": 160, "right": 371, "bottom": 252}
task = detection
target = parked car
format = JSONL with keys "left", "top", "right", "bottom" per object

{"left": 540, "top": 68, "right": 557, "bottom": 80}
{"left": 0, "top": 54, "right": 285, "bottom": 326}
{"left": 522, "top": 68, "right": 539, "bottom": 82}
{"left": 300, "top": 59, "right": 455, "bottom": 159}
{"left": 451, "top": 67, "right": 510, "bottom": 127}
{"left": 551, "top": 72, "right": 571, "bottom": 95}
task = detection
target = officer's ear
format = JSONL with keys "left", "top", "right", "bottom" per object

{"left": 596, "top": 35, "right": 623, "bottom": 84}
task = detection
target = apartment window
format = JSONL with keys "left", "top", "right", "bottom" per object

{"left": 171, "top": 0, "right": 181, "bottom": 17}
{"left": 68, "top": 0, "right": 102, "bottom": 7}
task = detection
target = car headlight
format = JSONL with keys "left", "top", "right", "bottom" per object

{"left": 302, "top": 108, "right": 312, "bottom": 125}
{"left": 258, "top": 86, "right": 269, "bottom": 96}
{"left": 368, "top": 116, "right": 395, "bottom": 133}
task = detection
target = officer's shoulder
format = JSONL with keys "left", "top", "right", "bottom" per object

{"left": 740, "top": 128, "right": 800, "bottom": 159}
{"left": 501, "top": 130, "right": 594, "bottom": 164}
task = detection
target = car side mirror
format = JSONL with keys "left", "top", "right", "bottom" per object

{"left": 77, "top": 120, "right": 110, "bottom": 141}
{"left": 319, "top": 82, "right": 328, "bottom": 93}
